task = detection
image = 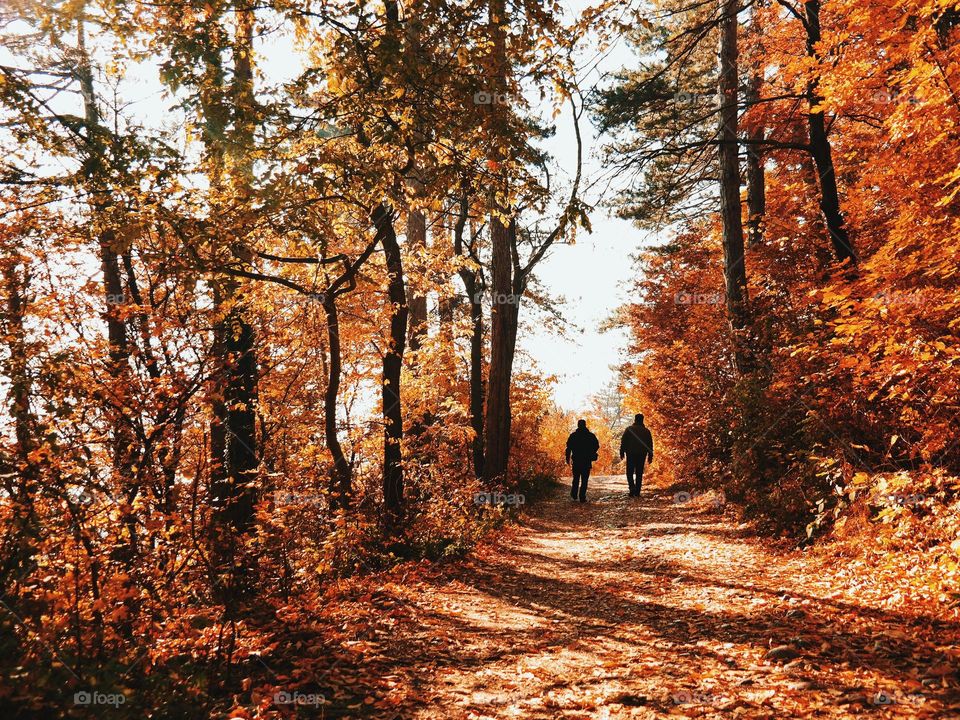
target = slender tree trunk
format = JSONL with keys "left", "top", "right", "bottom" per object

{"left": 375, "top": 203, "right": 408, "bottom": 518}
{"left": 435, "top": 214, "right": 456, "bottom": 337}
{"left": 199, "top": 41, "right": 231, "bottom": 513}
{"left": 406, "top": 207, "right": 428, "bottom": 351}
{"left": 322, "top": 297, "right": 352, "bottom": 506}
{"left": 745, "top": 49, "right": 766, "bottom": 248}
{"left": 803, "top": 0, "right": 857, "bottom": 264}
{"left": 453, "top": 193, "right": 485, "bottom": 477}
{"left": 405, "top": 0, "right": 428, "bottom": 352}
{"left": 77, "top": 19, "right": 141, "bottom": 560}
{"left": 718, "top": 0, "right": 752, "bottom": 375}
{"left": 223, "top": 1, "right": 260, "bottom": 530}
{"left": 209, "top": 287, "right": 229, "bottom": 501}
{"left": 208, "top": 1, "right": 261, "bottom": 603}
{"left": 468, "top": 285, "right": 486, "bottom": 477}
{"left": 222, "top": 308, "right": 259, "bottom": 532}
{"left": 0, "top": 258, "right": 39, "bottom": 587}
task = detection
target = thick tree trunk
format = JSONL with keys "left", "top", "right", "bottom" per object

{"left": 483, "top": 216, "right": 514, "bottom": 480}
{"left": 375, "top": 204, "right": 408, "bottom": 518}
{"left": 718, "top": 0, "right": 752, "bottom": 376}
{"left": 482, "top": 0, "right": 515, "bottom": 481}
{"left": 803, "top": 0, "right": 857, "bottom": 264}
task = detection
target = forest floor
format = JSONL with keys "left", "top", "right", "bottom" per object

{"left": 302, "top": 475, "right": 960, "bottom": 719}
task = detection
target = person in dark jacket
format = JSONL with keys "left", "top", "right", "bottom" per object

{"left": 619, "top": 413, "right": 654, "bottom": 497}
{"left": 566, "top": 419, "right": 600, "bottom": 502}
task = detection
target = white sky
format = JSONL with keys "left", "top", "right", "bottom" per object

{"left": 518, "top": 13, "right": 650, "bottom": 412}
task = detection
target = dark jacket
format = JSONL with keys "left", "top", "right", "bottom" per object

{"left": 566, "top": 428, "right": 600, "bottom": 466}
{"left": 620, "top": 422, "right": 654, "bottom": 462}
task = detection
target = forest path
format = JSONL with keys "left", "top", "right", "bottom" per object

{"left": 346, "top": 475, "right": 959, "bottom": 719}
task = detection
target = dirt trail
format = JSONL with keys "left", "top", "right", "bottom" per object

{"left": 352, "top": 476, "right": 960, "bottom": 718}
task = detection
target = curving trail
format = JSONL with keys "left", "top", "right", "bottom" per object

{"left": 330, "top": 475, "right": 960, "bottom": 718}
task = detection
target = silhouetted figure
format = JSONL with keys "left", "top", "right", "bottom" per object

{"left": 566, "top": 419, "right": 600, "bottom": 502}
{"left": 620, "top": 413, "right": 654, "bottom": 497}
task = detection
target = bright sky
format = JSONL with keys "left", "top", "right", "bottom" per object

{"left": 518, "top": 14, "right": 649, "bottom": 413}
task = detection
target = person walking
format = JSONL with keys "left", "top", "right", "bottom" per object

{"left": 565, "top": 420, "right": 600, "bottom": 502}
{"left": 619, "top": 413, "right": 654, "bottom": 497}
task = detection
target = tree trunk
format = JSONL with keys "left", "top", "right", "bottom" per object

{"left": 803, "top": 0, "right": 857, "bottom": 264}
{"left": 745, "top": 53, "right": 766, "bottom": 248}
{"left": 221, "top": 1, "right": 260, "bottom": 531}
{"left": 406, "top": 208, "right": 428, "bottom": 351}
{"left": 482, "top": 0, "right": 515, "bottom": 481}
{"left": 453, "top": 193, "right": 485, "bottom": 477}
{"left": 222, "top": 307, "right": 259, "bottom": 533}
{"left": 375, "top": 203, "right": 408, "bottom": 518}
{"left": 208, "top": 1, "right": 261, "bottom": 602}
{"left": 0, "top": 258, "right": 39, "bottom": 587}
{"left": 77, "top": 19, "right": 141, "bottom": 560}
{"left": 718, "top": 0, "right": 752, "bottom": 376}
{"left": 483, "top": 215, "right": 514, "bottom": 481}
{"left": 322, "top": 297, "right": 352, "bottom": 506}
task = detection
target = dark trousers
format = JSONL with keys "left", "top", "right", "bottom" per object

{"left": 626, "top": 453, "right": 646, "bottom": 496}
{"left": 571, "top": 463, "right": 591, "bottom": 500}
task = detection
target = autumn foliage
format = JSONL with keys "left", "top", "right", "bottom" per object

{"left": 603, "top": 0, "right": 960, "bottom": 596}
{"left": 2, "top": 0, "right": 960, "bottom": 716}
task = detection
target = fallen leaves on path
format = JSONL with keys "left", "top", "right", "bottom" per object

{"left": 270, "top": 476, "right": 960, "bottom": 718}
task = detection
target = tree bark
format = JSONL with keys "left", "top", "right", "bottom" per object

{"left": 718, "top": 0, "right": 752, "bottom": 376}
{"left": 482, "top": 0, "right": 515, "bottom": 481}
{"left": 375, "top": 203, "right": 408, "bottom": 518}
{"left": 206, "top": 1, "right": 261, "bottom": 603}
{"left": 406, "top": 208, "right": 428, "bottom": 350}
{"left": 322, "top": 297, "right": 352, "bottom": 506}
{"left": 222, "top": 308, "right": 259, "bottom": 533}
{"left": 77, "top": 18, "right": 142, "bottom": 561}
{"left": 218, "top": 1, "right": 260, "bottom": 534}
{"left": 453, "top": 193, "right": 485, "bottom": 477}
{"left": 745, "top": 38, "right": 766, "bottom": 249}
{"left": 803, "top": 0, "right": 857, "bottom": 264}
{"left": 0, "top": 258, "right": 40, "bottom": 587}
